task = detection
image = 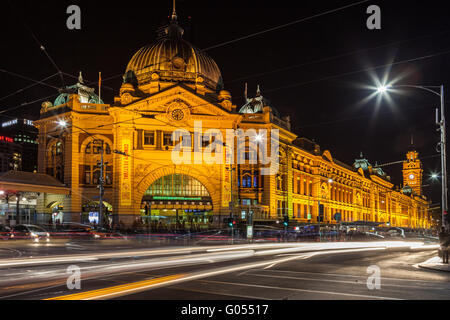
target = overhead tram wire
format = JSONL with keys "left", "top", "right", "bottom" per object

{"left": 260, "top": 48, "right": 450, "bottom": 95}
{"left": 62, "top": 60, "right": 172, "bottom": 92}
{"left": 201, "top": 0, "right": 369, "bottom": 52}
{"left": 0, "top": 69, "right": 61, "bottom": 91}
{"left": 76, "top": 14, "right": 450, "bottom": 89}
{"left": 374, "top": 154, "right": 440, "bottom": 168}
{"left": 0, "top": 93, "right": 60, "bottom": 115}
{"left": 7, "top": 0, "right": 66, "bottom": 87}
{"left": 0, "top": 73, "right": 60, "bottom": 103}
{"left": 225, "top": 28, "right": 450, "bottom": 84}
{"left": 299, "top": 102, "right": 444, "bottom": 128}
{"left": 6, "top": 45, "right": 450, "bottom": 127}
{"left": 62, "top": 72, "right": 114, "bottom": 92}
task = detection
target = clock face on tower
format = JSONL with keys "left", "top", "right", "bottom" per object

{"left": 171, "top": 109, "right": 184, "bottom": 121}
{"left": 409, "top": 174, "right": 415, "bottom": 180}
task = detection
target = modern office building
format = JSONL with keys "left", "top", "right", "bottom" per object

{"left": 1, "top": 118, "right": 38, "bottom": 172}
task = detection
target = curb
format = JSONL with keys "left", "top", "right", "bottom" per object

{"left": 418, "top": 264, "right": 450, "bottom": 272}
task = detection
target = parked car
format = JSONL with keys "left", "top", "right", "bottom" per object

{"left": 51, "top": 222, "right": 97, "bottom": 239}
{"left": 10, "top": 224, "right": 50, "bottom": 242}
{"left": 0, "top": 225, "right": 10, "bottom": 240}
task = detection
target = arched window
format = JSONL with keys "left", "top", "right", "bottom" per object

{"left": 144, "top": 174, "right": 210, "bottom": 197}
{"left": 85, "top": 141, "right": 111, "bottom": 154}
{"left": 242, "top": 175, "right": 251, "bottom": 188}
{"left": 85, "top": 143, "right": 91, "bottom": 154}
{"left": 46, "top": 140, "right": 64, "bottom": 182}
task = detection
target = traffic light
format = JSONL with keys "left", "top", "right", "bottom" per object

{"left": 283, "top": 215, "right": 289, "bottom": 227}
{"left": 318, "top": 204, "right": 324, "bottom": 222}
{"left": 227, "top": 217, "right": 236, "bottom": 227}
{"left": 444, "top": 211, "right": 449, "bottom": 224}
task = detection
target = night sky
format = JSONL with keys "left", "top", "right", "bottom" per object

{"left": 2, "top": 0, "right": 450, "bottom": 205}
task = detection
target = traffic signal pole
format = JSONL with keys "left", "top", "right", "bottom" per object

{"left": 318, "top": 200, "right": 321, "bottom": 242}
{"left": 97, "top": 140, "right": 104, "bottom": 228}
{"left": 439, "top": 85, "right": 449, "bottom": 231}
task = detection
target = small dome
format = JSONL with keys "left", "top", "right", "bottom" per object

{"left": 54, "top": 74, "right": 104, "bottom": 106}
{"left": 239, "top": 85, "right": 279, "bottom": 117}
{"left": 218, "top": 90, "right": 231, "bottom": 100}
{"left": 54, "top": 93, "right": 70, "bottom": 106}
{"left": 125, "top": 20, "right": 223, "bottom": 91}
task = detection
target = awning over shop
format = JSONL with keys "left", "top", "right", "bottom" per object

{"left": 0, "top": 170, "right": 70, "bottom": 195}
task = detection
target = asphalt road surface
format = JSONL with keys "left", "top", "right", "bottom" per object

{"left": 0, "top": 240, "right": 446, "bottom": 300}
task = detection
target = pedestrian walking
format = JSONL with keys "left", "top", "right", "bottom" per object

{"left": 439, "top": 227, "right": 450, "bottom": 264}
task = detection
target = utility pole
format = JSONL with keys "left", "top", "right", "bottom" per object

{"left": 438, "top": 85, "right": 449, "bottom": 231}
{"left": 96, "top": 140, "right": 105, "bottom": 228}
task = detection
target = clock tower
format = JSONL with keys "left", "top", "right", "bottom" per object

{"left": 403, "top": 150, "right": 423, "bottom": 195}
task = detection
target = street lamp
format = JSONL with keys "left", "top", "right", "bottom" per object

{"left": 375, "top": 84, "right": 448, "bottom": 230}
{"left": 377, "top": 85, "right": 389, "bottom": 94}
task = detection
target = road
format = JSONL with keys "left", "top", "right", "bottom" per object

{"left": 0, "top": 239, "right": 446, "bottom": 300}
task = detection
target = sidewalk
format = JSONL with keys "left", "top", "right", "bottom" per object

{"left": 419, "top": 256, "right": 450, "bottom": 272}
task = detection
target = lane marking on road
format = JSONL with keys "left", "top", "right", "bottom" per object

{"left": 44, "top": 274, "right": 186, "bottom": 300}
{"left": 170, "top": 285, "right": 271, "bottom": 300}
{"left": 197, "top": 280, "right": 402, "bottom": 300}
{"left": 244, "top": 272, "right": 450, "bottom": 291}
{"left": 261, "top": 268, "right": 450, "bottom": 285}
{"left": 39, "top": 246, "right": 437, "bottom": 300}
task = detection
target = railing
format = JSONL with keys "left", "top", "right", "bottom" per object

{"left": 241, "top": 113, "right": 265, "bottom": 122}
{"left": 77, "top": 103, "right": 109, "bottom": 113}
{"left": 271, "top": 115, "right": 290, "bottom": 130}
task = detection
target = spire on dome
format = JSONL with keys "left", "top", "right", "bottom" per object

{"left": 171, "top": 0, "right": 177, "bottom": 21}
{"left": 165, "top": 0, "right": 184, "bottom": 39}
{"left": 78, "top": 71, "right": 84, "bottom": 84}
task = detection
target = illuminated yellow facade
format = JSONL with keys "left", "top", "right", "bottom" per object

{"left": 34, "top": 12, "right": 430, "bottom": 229}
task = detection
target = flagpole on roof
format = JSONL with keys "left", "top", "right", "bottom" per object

{"left": 98, "top": 72, "right": 102, "bottom": 103}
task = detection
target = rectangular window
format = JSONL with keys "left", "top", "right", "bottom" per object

{"left": 202, "top": 133, "right": 211, "bottom": 148}
{"left": 84, "top": 165, "right": 91, "bottom": 184}
{"left": 93, "top": 170, "right": 100, "bottom": 185}
{"left": 144, "top": 131, "right": 155, "bottom": 145}
{"left": 181, "top": 133, "right": 192, "bottom": 148}
{"left": 105, "top": 166, "right": 113, "bottom": 185}
{"left": 163, "top": 132, "right": 173, "bottom": 146}
{"left": 304, "top": 204, "right": 308, "bottom": 219}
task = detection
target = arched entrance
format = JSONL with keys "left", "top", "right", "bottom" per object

{"left": 141, "top": 174, "right": 213, "bottom": 230}
{"left": 47, "top": 201, "right": 64, "bottom": 224}
{"left": 81, "top": 201, "right": 113, "bottom": 225}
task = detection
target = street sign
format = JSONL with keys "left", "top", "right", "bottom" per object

{"left": 247, "top": 225, "right": 253, "bottom": 239}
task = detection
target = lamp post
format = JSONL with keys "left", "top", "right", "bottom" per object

{"left": 376, "top": 84, "right": 447, "bottom": 230}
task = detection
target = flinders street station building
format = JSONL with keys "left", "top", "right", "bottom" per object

{"left": 24, "top": 11, "right": 430, "bottom": 230}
